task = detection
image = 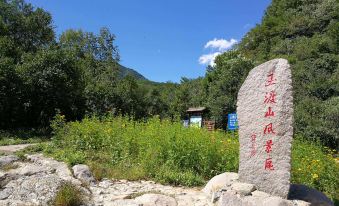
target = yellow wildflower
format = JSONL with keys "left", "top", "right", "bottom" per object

{"left": 312, "top": 174, "right": 319, "bottom": 179}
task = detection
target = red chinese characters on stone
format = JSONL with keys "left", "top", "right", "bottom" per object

{"left": 264, "top": 91, "right": 277, "bottom": 104}
{"left": 265, "top": 107, "right": 275, "bottom": 117}
{"left": 264, "top": 158, "right": 274, "bottom": 170}
{"left": 264, "top": 123, "right": 275, "bottom": 135}
{"left": 265, "top": 139, "right": 273, "bottom": 153}
{"left": 265, "top": 71, "right": 276, "bottom": 87}
{"left": 262, "top": 70, "right": 277, "bottom": 171}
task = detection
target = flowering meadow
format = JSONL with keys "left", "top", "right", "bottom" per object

{"left": 41, "top": 115, "right": 338, "bottom": 202}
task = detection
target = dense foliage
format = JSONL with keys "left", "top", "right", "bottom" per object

{"left": 171, "top": 0, "right": 339, "bottom": 148}
{"left": 0, "top": 0, "right": 338, "bottom": 149}
{"left": 47, "top": 115, "right": 239, "bottom": 186}
{"left": 0, "top": 0, "right": 171, "bottom": 128}
{"left": 43, "top": 116, "right": 338, "bottom": 201}
{"left": 239, "top": 0, "right": 339, "bottom": 148}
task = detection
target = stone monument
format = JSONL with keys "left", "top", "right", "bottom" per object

{"left": 237, "top": 58, "right": 293, "bottom": 198}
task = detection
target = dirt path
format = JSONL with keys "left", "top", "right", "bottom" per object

{"left": 0, "top": 143, "right": 36, "bottom": 154}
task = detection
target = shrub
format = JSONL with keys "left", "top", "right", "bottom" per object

{"left": 52, "top": 182, "right": 85, "bottom": 206}
{"left": 45, "top": 115, "right": 338, "bottom": 202}
{"left": 48, "top": 115, "right": 238, "bottom": 186}
{"left": 291, "top": 136, "right": 339, "bottom": 202}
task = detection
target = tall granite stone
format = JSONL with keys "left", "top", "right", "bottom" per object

{"left": 237, "top": 58, "right": 293, "bottom": 198}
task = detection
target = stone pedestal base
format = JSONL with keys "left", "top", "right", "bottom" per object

{"left": 202, "top": 172, "right": 334, "bottom": 206}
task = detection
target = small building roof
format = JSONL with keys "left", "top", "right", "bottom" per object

{"left": 186, "top": 107, "right": 207, "bottom": 112}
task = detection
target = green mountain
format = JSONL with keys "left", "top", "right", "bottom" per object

{"left": 118, "top": 64, "right": 148, "bottom": 81}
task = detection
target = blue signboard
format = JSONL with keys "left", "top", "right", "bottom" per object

{"left": 227, "top": 113, "right": 238, "bottom": 130}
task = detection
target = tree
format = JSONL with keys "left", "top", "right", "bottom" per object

{"left": 0, "top": 0, "right": 55, "bottom": 128}
{"left": 17, "top": 48, "right": 85, "bottom": 127}
{"left": 60, "top": 28, "right": 121, "bottom": 116}
{"left": 0, "top": 57, "right": 24, "bottom": 128}
{"left": 206, "top": 51, "right": 254, "bottom": 125}
{"left": 0, "top": 0, "right": 55, "bottom": 56}
{"left": 238, "top": 0, "right": 339, "bottom": 148}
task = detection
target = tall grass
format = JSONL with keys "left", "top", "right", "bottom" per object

{"left": 291, "top": 137, "right": 339, "bottom": 203}
{"left": 47, "top": 115, "right": 238, "bottom": 186}
{"left": 44, "top": 114, "right": 338, "bottom": 201}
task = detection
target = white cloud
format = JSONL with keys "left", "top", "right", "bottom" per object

{"left": 198, "top": 52, "right": 221, "bottom": 66}
{"left": 204, "top": 38, "right": 238, "bottom": 51}
{"left": 199, "top": 38, "right": 238, "bottom": 66}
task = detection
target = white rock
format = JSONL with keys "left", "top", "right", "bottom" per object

{"left": 72, "top": 164, "right": 96, "bottom": 185}
{"left": 0, "top": 155, "right": 19, "bottom": 167}
{"left": 219, "top": 191, "right": 253, "bottom": 206}
{"left": 15, "top": 164, "right": 52, "bottom": 176}
{"left": 231, "top": 182, "right": 256, "bottom": 195}
{"left": 4, "top": 174, "right": 63, "bottom": 205}
{"left": 202, "top": 172, "right": 239, "bottom": 194}
{"left": 0, "top": 187, "right": 13, "bottom": 200}
{"left": 0, "top": 199, "right": 36, "bottom": 206}
{"left": 243, "top": 196, "right": 265, "bottom": 206}
{"left": 135, "top": 193, "right": 177, "bottom": 206}
{"left": 109, "top": 199, "right": 141, "bottom": 206}
{"left": 26, "top": 154, "right": 82, "bottom": 185}
{"left": 99, "top": 179, "right": 113, "bottom": 188}
{"left": 262, "top": 197, "right": 293, "bottom": 206}
{"left": 251, "top": 190, "right": 270, "bottom": 198}
{"left": 292, "top": 200, "right": 311, "bottom": 206}
{"left": 211, "top": 191, "right": 221, "bottom": 203}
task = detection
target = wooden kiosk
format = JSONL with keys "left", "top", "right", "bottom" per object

{"left": 186, "top": 107, "right": 215, "bottom": 131}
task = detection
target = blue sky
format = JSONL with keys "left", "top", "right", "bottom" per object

{"left": 26, "top": 0, "right": 271, "bottom": 82}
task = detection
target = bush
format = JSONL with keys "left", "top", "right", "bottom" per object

{"left": 48, "top": 115, "right": 238, "bottom": 186}
{"left": 52, "top": 182, "right": 85, "bottom": 206}
{"left": 291, "top": 136, "right": 339, "bottom": 202}
{"left": 46, "top": 115, "right": 338, "bottom": 202}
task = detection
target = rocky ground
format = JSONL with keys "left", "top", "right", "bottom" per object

{"left": 0, "top": 153, "right": 212, "bottom": 206}
{"left": 0, "top": 145, "right": 334, "bottom": 206}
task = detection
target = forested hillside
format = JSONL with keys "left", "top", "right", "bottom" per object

{"left": 118, "top": 64, "right": 147, "bottom": 81}
{"left": 0, "top": 0, "right": 338, "bottom": 148}
{"left": 240, "top": 0, "right": 338, "bottom": 148}
{"left": 173, "top": 0, "right": 339, "bottom": 148}
{"left": 0, "top": 0, "right": 173, "bottom": 128}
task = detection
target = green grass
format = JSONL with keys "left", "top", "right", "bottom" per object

{"left": 42, "top": 115, "right": 338, "bottom": 202}
{"left": 52, "top": 182, "right": 86, "bottom": 206}
{"left": 291, "top": 136, "right": 339, "bottom": 203}
{"left": 0, "top": 129, "right": 50, "bottom": 146}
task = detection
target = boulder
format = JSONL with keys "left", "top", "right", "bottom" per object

{"left": 231, "top": 182, "right": 256, "bottom": 196}
{"left": 26, "top": 154, "right": 82, "bottom": 186}
{"left": 237, "top": 58, "right": 293, "bottom": 198}
{"left": 135, "top": 193, "right": 177, "bottom": 206}
{"left": 288, "top": 184, "right": 334, "bottom": 206}
{"left": 202, "top": 172, "right": 239, "bottom": 194}
{"left": 0, "top": 155, "right": 19, "bottom": 167}
{"left": 72, "top": 164, "right": 96, "bottom": 185}
{"left": 2, "top": 174, "right": 64, "bottom": 205}
{"left": 263, "top": 197, "right": 293, "bottom": 206}
{"left": 219, "top": 191, "right": 253, "bottom": 206}
{"left": 251, "top": 190, "right": 270, "bottom": 198}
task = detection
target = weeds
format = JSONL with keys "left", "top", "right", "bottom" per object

{"left": 52, "top": 182, "right": 85, "bottom": 206}
{"left": 291, "top": 136, "right": 339, "bottom": 202}
{"left": 44, "top": 115, "right": 338, "bottom": 202}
